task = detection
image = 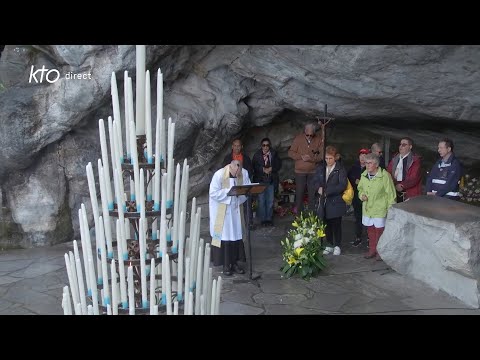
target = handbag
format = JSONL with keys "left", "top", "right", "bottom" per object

{"left": 342, "top": 179, "right": 354, "bottom": 205}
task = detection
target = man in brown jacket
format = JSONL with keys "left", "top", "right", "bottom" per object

{"left": 288, "top": 123, "right": 323, "bottom": 213}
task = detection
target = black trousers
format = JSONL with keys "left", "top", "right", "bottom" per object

{"left": 325, "top": 217, "right": 342, "bottom": 247}
{"left": 294, "top": 173, "right": 316, "bottom": 213}
{"left": 211, "top": 240, "right": 246, "bottom": 267}
{"left": 352, "top": 196, "right": 363, "bottom": 238}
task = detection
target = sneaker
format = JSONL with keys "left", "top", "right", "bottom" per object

{"left": 323, "top": 246, "right": 333, "bottom": 255}
{"left": 352, "top": 238, "right": 362, "bottom": 247}
{"left": 333, "top": 246, "right": 341, "bottom": 255}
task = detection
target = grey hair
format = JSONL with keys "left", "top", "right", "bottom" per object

{"left": 371, "top": 143, "right": 382, "bottom": 152}
{"left": 364, "top": 152, "right": 380, "bottom": 166}
{"left": 304, "top": 123, "right": 316, "bottom": 132}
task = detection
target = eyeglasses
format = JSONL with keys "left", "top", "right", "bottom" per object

{"left": 262, "top": 144, "right": 270, "bottom": 147}
{"left": 399, "top": 143, "right": 409, "bottom": 147}
{"left": 305, "top": 134, "right": 314, "bottom": 138}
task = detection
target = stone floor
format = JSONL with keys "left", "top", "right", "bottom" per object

{"left": 1, "top": 210, "right": 479, "bottom": 315}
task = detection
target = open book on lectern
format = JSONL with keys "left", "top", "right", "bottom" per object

{"left": 227, "top": 183, "right": 268, "bottom": 196}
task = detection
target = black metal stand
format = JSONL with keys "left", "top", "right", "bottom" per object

{"left": 244, "top": 191, "right": 261, "bottom": 280}
{"left": 227, "top": 184, "right": 267, "bottom": 280}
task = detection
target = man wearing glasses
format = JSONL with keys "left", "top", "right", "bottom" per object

{"left": 288, "top": 123, "right": 323, "bottom": 214}
{"left": 386, "top": 137, "right": 422, "bottom": 202}
{"left": 252, "top": 138, "right": 282, "bottom": 226}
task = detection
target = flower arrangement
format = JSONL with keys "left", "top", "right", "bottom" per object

{"left": 280, "top": 211, "right": 327, "bottom": 280}
{"left": 460, "top": 175, "right": 480, "bottom": 206}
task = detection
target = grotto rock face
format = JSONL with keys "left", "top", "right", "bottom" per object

{"left": 377, "top": 196, "right": 480, "bottom": 308}
{"left": 1, "top": 45, "right": 480, "bottom": 248}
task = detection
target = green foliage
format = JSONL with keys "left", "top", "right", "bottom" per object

{"left": 280, "top": 211, "right": 327, "bottom": 280}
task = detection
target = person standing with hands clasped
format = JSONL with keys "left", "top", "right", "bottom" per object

{"left": 209, "top": 160, "right": 251, "bottom": 276}
{"left": 288, "top": 123, "right": 323, "bottom": 214}
{"left": 357, "top": 153, "right": 396, "bottom": 261}
{"left": 252, "top": 138, "right": 282, "bottom": 226}
{"left": 313, "top": 146, "right": 347, "bottom": 256}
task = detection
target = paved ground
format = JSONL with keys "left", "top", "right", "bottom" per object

{"left": 1, "top": 210, "right": 479, "bottom": 315}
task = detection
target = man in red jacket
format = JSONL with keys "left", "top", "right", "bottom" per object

{"left": 387, "top": 137, "right": 422, "bottom": 202}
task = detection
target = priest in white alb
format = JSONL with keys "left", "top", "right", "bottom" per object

{"left": 209, "top": 160, "right": 250, "bottom": 276}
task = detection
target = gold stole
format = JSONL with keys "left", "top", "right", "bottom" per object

{"left": 212, "top": 165, "right": 244, "bottom": 248}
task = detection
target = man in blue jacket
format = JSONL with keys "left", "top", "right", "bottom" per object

{"left": 426, "top": 138, "right": 462, "bottom": 200}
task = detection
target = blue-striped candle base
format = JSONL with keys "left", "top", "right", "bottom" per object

{"left": 108, "top": 251, "right": 114, "bottom": 258}
{"left": 177, "top": 292, "right": 183, "bottom": 302}
{"left": 108, "top": 202, "right": 114, "bottom": 211}
{"left": 166, "top": 200, "right": 173, "bottom": 208}
{"left": 161, "top": 294, "right": 167, "bottom": 305}
{"left": 104, "top": 296, "right": 111, "bottom": 306}
{"left": 142, "top": 300, "right": 149, "bottom": 309}
{"left": 122, "top": 301, "right": 128, "bottom": 309}
{"left": 172, "top": 247, "right": 178, "bottom": 254}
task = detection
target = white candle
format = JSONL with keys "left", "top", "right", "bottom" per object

{"left": 86, "top": 162, "right": 100, "bottom": 236}
{"left": 114, "top": 166, "right": 127, "bottom": 258}
{"left": 111, "top": 72, "right": 124, "bottom": 163}
{"left": 195, "top": 239, "right": 204, "bottom": 315}
{"left": 130, "top": 119, "right": 140, "bottom": 206}
{"left": 177, "top": 211, "right": 185, "bottom": 303}
{"left": 69, "top": 250, "right": 80, "bottom": 314}
{"left": 188, "top": 197, "right": 196, "bottom": 255}
{"left": 81, "top": 204, "right": 97, "bottom": 291}
{"left": 139, "top": 169, "right": 145, "bottom": 219}
{"left": 116, "top": 220, "right": 128, "bottom": 309}
{"left": 98, "top": 162, "right": 114, "bottom": 257}
{"left": 135, "top": 45, "right": 146, "bottom": 136}
{"left": 138, "top": 218, "right": 148, "bottom": 309}
{"left": 86, "top": 163, "right": 103, "bottom": 284}
{"left": 188, "top": 291, "right": 194, "bottom": 315}
{"left": 127, "top": 76, "right": 135, "bottom": 150}
{"left": 157, "top": 70, "right": 165, "bottom": 164}
{"left": 153, "top": 117, "right": 161, "bottom": 210}
{"left": 200, "top": 294, "right": 205, "bottom": 315}
{"left": 107, "top": 115, "right": 116, "bottom": 175}
{"left": 78, "top": 210, "right": 91, "bottom": 294}
{"left": 172, "top": 163, "right": 181, "bottom": 253}
{"left": 111, "top": 259, "right": 118, "bottom": 315}
{"left": 215, "top": 276, "right": 223, "bottom": 315}
{"left": 173, "top": 301, "right": 178, "bottom": 315}
{"left": 62, "top": 286, "right": 72, "bottom": 315}
{"left": 149, "top": 258, "right": 156, "bottom": 314}
{"left": 124, "top": 71, "right": 130, "bottom": 160}
{"left": 75, "top": 303, "right": 82, "bottom": 316}
{"left": 160, "top": 174, "right": 167, "bottom": 305}
{"left": 97, "top": 218, "right": 110, "bottom": 306}
{"left": 166, "top": 120, "right": 175, "bottom": 208}
{"left": 64, "top": 253, "right": 79, "bottom": 314}
{"left": 210, "top": 279, "right": 217, "bottom": 316}
{"left": 206, "top": 267, "right": 212, "bottom": 315}
{"left": 98, "top": 119, "right": 114, "bottom": 210}
{"left": 145, "top": 70, "right": 153, "bottom": 164}
{"left": 128, "top": 265, "right": 135, "bottom": 315}
{"left": 165, "top": 253, "right": 172, "bottom": 315}
{"left": 75, "top": 257, "right": 88, "bottom": 315}
{"left": 202, "top": 243, "right": 211, "bottom": 302}
{"left": 184, "top": 257, "right": 190, "bottom": 314}
{"left": 156, "top": 69, "right": 163, "bottom": 159}
{"left": 88, "top": 256, "right": 99, "bottom": 315}
{"left": 189, "top": 237, "right": 198, "bottom": 293}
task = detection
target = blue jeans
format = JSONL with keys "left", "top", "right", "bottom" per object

{"left": 258, "top": 184, "right": 274, "bottom": 222}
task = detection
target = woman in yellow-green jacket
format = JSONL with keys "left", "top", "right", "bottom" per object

{"left": 357, "top": 153, "right": 396, "bottom": 261}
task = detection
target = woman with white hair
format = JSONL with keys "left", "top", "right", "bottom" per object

{"left": 357, "top": 153, "right": 396, "bottom": 261}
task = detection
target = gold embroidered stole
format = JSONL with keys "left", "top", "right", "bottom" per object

{"left": 212, "top": 165, "right": 244, "bottom": 248}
